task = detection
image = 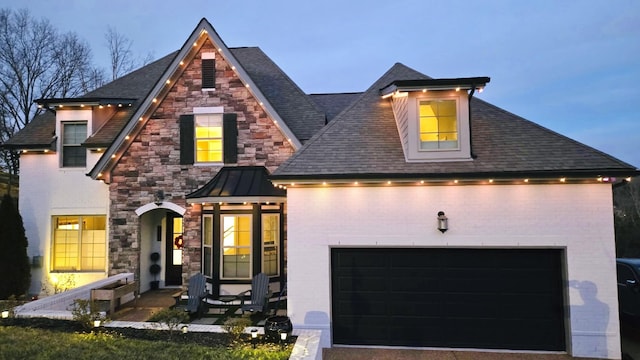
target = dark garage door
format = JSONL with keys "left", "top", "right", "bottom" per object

{"left": 331, "top": 248, "right": 565, "bottom": 351}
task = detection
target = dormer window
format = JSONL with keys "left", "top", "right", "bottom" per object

{"left": 381, "top": 77, "right": 489, "bottom": 162}
{"left": 419, "top": 99, "right": 458, "bottom": 150}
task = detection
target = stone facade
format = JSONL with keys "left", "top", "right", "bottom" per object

{"left": 108, "top": 38, "right": 295, "bottom": 283}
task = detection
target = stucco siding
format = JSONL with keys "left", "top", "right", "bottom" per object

{"left": 286, "top": 183, "right": 620, "bottom": 358}
{"left": 19, "top": 150, "right": 109, "bottom": 295}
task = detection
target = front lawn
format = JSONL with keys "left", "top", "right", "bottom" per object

{"left": 0, "top": 318, "right": 292, "bottom": 360}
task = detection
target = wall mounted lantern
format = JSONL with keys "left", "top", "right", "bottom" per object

{"left": 1, "top": 310, "right": 9, "bottom": 318}
{"left": 181, "top": 325, "right": 189, "bottom": 334}
{"left": 154, "top": 190, "right": 165, "bottom": 206}
{"left": 93, "top": 319, "right": 101, "bottom": 328}
{"left": 437, "top": 211, "right": 448, "bottom": 233}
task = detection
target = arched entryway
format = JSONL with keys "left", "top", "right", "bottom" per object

{"left": 135, "top": 202, "right": 186, "bottom": 291}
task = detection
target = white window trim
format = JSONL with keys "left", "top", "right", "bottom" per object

{"left": 406, "top": 91, "right": 472, "bottom": 162}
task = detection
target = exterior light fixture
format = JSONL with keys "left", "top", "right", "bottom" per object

{"left": 93, "top": 319, "right": 101, "bottom": 328}
{"left": 437, "top": 211, "right": 448, "bottom": 233}
{"left": 154, "top": 190, "right": 165, "bottom": 206}
{"left": 181, "top": 325, "right": 188, "bottom": 334}
{"left": 251, "top": 328, "right": 258, "bottom": 348}
{"left": 279, "top": 329, "right": 288, "bottom": 349}
{"left": 1, "top": 310, "right": 9, "bottom": 318}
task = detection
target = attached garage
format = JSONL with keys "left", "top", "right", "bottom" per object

{"left": 331, "top": 248, "right": 566, "bottom": 351}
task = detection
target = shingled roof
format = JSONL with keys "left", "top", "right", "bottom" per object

{"left": 2, "top": 111, "right": 56, "bottom": 149}
{"left": 4, "top": 44, "right": 326, "bottom": 151}
{"left": 231, "top": 47, "right": 326, "bottom": 142}
{"left": 272, "top": 63, "right": 638, "bottom": 180}
{"left": 308, "top": 92, "right": 363, "bottom": 122}
{"left": 2, "top": 52, "right": 178, "bottom": 149}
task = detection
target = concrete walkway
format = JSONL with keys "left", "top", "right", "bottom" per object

{"left": 323, "top": 348, "right": 598, "bottom": 360}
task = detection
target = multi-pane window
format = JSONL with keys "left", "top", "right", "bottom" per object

{"left": 262, "top": 214, "right": 279, "bottom": 276}
{"left": 419, "top": 99, "right": 458, "bottom": 150}
{"left": 62, "top": 122, "right": 87, "bottom": 167}
{"left": 221, "top": 215, "right": 251, "bottom": 279}
{"left": 52, "top": 215, "right": 106, "bottom": 272}
{"left": 202, "top": 215, "right": 213, "bottom": 277}
{"left": 195, "top": 114, "right": 223, "bottom": 163}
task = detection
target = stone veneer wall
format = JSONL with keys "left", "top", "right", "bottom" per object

{"left": 108, "top": 38, "right": 294, "bottom": 284}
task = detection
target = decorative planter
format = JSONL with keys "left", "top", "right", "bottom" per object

{"left": 264, "top": 316, "right": 293, "bottom": 342}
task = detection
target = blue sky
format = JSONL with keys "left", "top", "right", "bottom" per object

{"left": 6, "top": 0, "right": 640, "bottom": 167}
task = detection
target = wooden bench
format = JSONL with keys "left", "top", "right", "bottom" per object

{"left": 90, "top": 280, "right": 138, "bottom": 315}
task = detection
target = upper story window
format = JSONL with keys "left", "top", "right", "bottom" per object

{"left": 201, "top": 52, "right": 216, "bottom": 90}
{"left": 195, "top": 113, "right": 223, "bottom": 162}
{"left": 62, "top": 122, "right": 87, "bottom": 167}
{"left": 179, "top": 108, "right": 237, "bottom": 165}
{"left": 419, "top": 99, "right": 458, "bottom": 150}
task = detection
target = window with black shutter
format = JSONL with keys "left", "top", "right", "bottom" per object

{"left": 179, "top": 112, "right": 237, "bottom": 165}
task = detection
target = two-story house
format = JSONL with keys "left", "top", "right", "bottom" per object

{"left": 3, "top": 18, "right": 638, "bottom": 359}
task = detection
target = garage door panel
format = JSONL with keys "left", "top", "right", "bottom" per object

{"left": 331, "top": 248, "right": 565, "bottom": 351}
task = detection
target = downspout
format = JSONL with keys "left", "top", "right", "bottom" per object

{"left": 468, "top": 86, "right": 477, "bottom": 159}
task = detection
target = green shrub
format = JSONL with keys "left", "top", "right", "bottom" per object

{"left": 70, "top": 298, "right": 104, "bottom": 330}
{"left": 0, "top": 194, "right": 31, "bottom": 299}
{"left": 222, "top": 316, "right": 252, "bottom": 344}
{"left": 151, "top": 308, "right": 189, "bottom": 339}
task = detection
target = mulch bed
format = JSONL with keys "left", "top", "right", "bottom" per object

{"left": 1, "top": 317, "right": 233, "bottom": 346}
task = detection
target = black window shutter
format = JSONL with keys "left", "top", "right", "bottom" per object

{"left": 202, "top": 59, "right": 215, "bottom": 89}
{"left": 223, "top": 113, "right": 237, "bottom": 164}
{"left": 179, "top": 114, "right": 194, "bottom": 165}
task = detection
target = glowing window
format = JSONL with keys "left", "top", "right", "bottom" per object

{"left": 419, "top": 99, "right": 458, "bottom": 150}
{"left": 195, "top": 114, "right": 223, "bottom": 163}
{"left": 221, "top": 215, "right": 252, "bottom": 279}
{"left": 52, "top": 215, "right": 106, "bottom": 272}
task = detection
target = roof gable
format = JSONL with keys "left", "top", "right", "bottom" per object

{"left": 272, "top": 63, "right": 638, "bottom": 181}
{"left": 89, "top": 18, "right": 303, "bottom": 182}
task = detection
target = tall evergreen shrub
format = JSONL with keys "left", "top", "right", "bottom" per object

{"left": 0, "top": 194, "right": 31, "bottom": 299}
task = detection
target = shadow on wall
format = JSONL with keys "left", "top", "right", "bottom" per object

{"left": 304, "top": 311, "right": 329, "bottom": 327}
{"left": 569, "top": 280, "right": 609, "bottom": 357}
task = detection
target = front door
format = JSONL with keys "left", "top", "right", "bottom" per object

{"left": 165, "top": 213, "right": 183, "bottom": 286}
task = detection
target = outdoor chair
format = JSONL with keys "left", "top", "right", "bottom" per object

{"left": 239, "top": 272, "right": 271, "bottom": 314}
{"left": 176, "top": 272, "right": 207, "bottom": 317}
